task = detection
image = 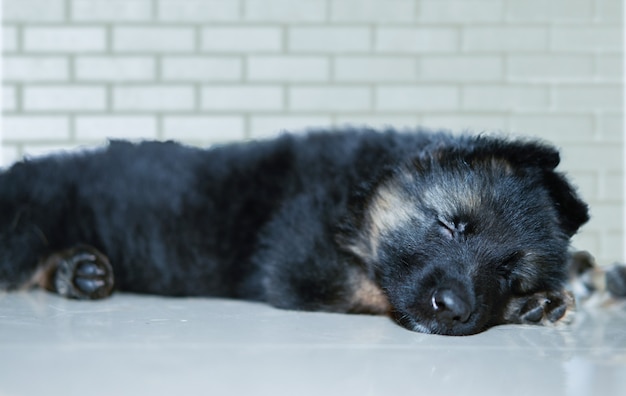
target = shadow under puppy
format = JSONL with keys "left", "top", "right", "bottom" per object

{"left": 0, "top": 128, "right": 589, "bottom": 335}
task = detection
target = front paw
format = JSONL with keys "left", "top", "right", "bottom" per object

{"left": 51, "top": 246, "right": 114, "bottom": 300}
{"left": 504, "top": 289, "right": 575, "bottom": 326}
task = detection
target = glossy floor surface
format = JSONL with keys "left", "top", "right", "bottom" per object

{"left": 1, "top": 291, "right": 625, "bottom": 396}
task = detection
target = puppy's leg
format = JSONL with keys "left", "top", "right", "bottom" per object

{"left": 503, "top": 289, "right": 575, "bottom": 326}
{"left": 30, "top": 245, "right": 114, "bottom": 300}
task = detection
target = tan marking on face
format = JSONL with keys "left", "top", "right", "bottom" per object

{"left": 348, "top": 179, "right": 417, "bottom": 262}
{"left": 348, "top": 268, "right": 390, "bottom": 315}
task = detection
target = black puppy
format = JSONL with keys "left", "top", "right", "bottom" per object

{"left": 0, "top": 128, "right": 589, "bottom": 335}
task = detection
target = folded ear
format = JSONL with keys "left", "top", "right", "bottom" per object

{"left": 468, "top": 137, "right": 561, "bottom": 170}
{"left": 464, "top": 137, "right": 589, "bottom": 236}
{"left": 541, "top": 169, "right": 590, "bottom": 237}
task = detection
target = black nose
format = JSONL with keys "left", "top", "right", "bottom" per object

{"left": 432, "top": 289, "right": 471, "bottom": 325}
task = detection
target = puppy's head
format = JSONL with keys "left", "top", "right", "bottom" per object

{"left": 347, "top": 136, "right": 589, "bottom": 335}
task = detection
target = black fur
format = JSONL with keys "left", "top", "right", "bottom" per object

{"left": 0, "top": 128, "right": 589, "bottom": 335}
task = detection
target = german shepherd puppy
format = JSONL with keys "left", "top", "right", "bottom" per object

{"left": 0, "top": 128, "right": 589, "bottom": 335}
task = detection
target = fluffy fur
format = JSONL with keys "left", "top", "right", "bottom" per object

{"left": 0, "top": 128, "right": 589, "bottom": 335}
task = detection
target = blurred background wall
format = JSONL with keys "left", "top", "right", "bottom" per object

{"left": 1, "top": 0, "right": 624, "bottom": 264}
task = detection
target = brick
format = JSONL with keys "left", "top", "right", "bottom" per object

{"left": 3, "top": 0, "right": 65, "bottom": 22}
{"left": 24, "top": 86, "right": 106, "bottom": 111}
{"left": 463, "top": 27, "right": 548, "bottom": 52}
{"left": 419, "top": 0, "right": 503, "bottom": 22}
{"left": 561, "top": 145, "right": 622, "bottom": 171}
{"left": 584, "top": 203, "right": 624, "bottom": 231}
{"left": 202, "top": 27, "right": 282, "bottom": 53}
{"left": 507, "top": 55, "right": 593, "bottom": 81}
{"left": 596, "top": 0, "right": 623, "bottom": 22}
{"left": 604, "top": 172, "right": 624, "bottom": 201}
{"left": 201, "top": 86, "right": 283, "bottom": 111}
{"left": 245, "top": 0, "right": 327, "bottom": 22}
{"left": 509, "top": 114, "right": 594, "bottom": 141}
{"left": 596, "top": 55, "right": 623, "bottom": 80}
{"left": 158, "top": 0, "right": 240, "bottom": 21}
{"left": 376, "top": 28, "right": 458, "bottom": 53}
{"left": 289, "top": 27, "right": 370, "bottom": 53}
{"left": 420, "top": 56, "right": 503, "bottom": 82}
{"left": 2, "top": 86, "right": 17, "bottom": 112}
{"left": 2, "top": 116, "right": 70, "bottom": 141}
{"left": 331, "top": 0, "right": 415, "bottom": 22}
{"left": 250, "top": 116, "right": 332, "bottom": 138}
{"left": 289, "top": 86, "right": 371, "bottom": 111}
{"left": 334, "top": 57, "right": 417, "bottom": 82}
{"left": 72, "top": 0, "right": 152, "bottom": 21}
{"left": 570, "top": 231, "right": 600, "bottom": 257}
{"left": 114, "top": 27, "right": 195, "bottom": 53}
{"left": 551, "top": 27, "right": 622, "bottom": 52}
{"left": 420, "top": 114, "right": 508, "bottom": 133}
{"left": 462, "top": 85, "right": 548, "bottom": 111}
{"left": 3, "top": 27, "right": 18, "bottom": 52}
{"left": 24, "top": 28, "right": 106, "bottom": 53}
{"left": 4, "top": 57, "right": 69, "bottom": 81}
{"left": 247, "top": 56, "right": 329, "bottom": 82}
{"left": 597, "top": 114, "right": 623, "bottom": 141}
{"left": 162, "top": 57, "right": 242, "bottom": 81}
{"left": 376, "top": 86, "right": 458, "bottom": 111}
{"left": 76, "top": 57, "right": 156, "bottom": 81}
{"left": 602, "top": 231, "right": 625, "bottom": 263}
{"left": 114, "top": 86, "right": 195, "bottom": 111}
{"left": 76, "top": 116, "right": 158, "bottom": 141}
{"left": 163, "top": 116, "right": 245, "bottom": 141}
{"left": 566, "top": 171, "right": 599, "bottom": 201}
{"left": 552, "top": 85, "right": 622, "bottom": 111}
{"left": 505, "top": 0, "right": 593, "bottom": 22}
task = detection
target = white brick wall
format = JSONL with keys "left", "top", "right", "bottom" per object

{"left": 0, "top": 0, "right": 623, "bottom": 264}
{"left": 4, "top": 0, "right": 65, "bottom": 22}
{"left": 114, "top": 27, "right": 196, "bottom": 53}
{"left": 23, "top": 86, "right": 107, "bottom": 111}
{"left": 75, "top": 116, "right": 157, "bottom": 141}
{"left": 113, "top": 86, "right": 195, "bottom": 111}
{"left": 24, "top": 28, "right": 107, "bottom": 53}
{"left": 4, "top": 57, "right": 70, "bottom": 81}
{"left": 157, "top": 0, "right": 239, "bottom": 22}
{"left": 72, "top": 0, "right": 153, "bottom": 21}
{"left": 202, "top": 27, "right": 282, "bottom": 52}
{"left": 248, "top": 56, "right": 329, "bottom": 82}
{"left": 162, "top": 57, "right": 241, "bottom": 81}
{"left": 76, "top": 57, "right": 156, "bottom": 81}
{"left": 375, "top": 27, "right": 458, "bottom": 53}
{"left": 201, "top": 85, "right": 283, "bottom": 111}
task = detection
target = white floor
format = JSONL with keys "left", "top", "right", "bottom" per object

{"left": 0, "top": 291, "right": 625, "bottom": 396}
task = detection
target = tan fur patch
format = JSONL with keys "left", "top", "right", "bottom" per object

{"left": 347, "top": 268, "right": 390, "bottom": 315}
{"left": 347, "top": 179, "right": 417, "bottom": 263}
{"left": 23, "top": 254, "right": 62, "bottom": 292}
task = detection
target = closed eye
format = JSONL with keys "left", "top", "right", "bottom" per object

{"left": 437, "top": 219, "right": 455, "bottom": 239}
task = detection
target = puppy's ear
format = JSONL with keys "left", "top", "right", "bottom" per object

{"left": 483, "top": 138, "right": 589, "bottom": 236}
{"left": 475, "top": 138, "right": 589, "bottom": 236}
{"left": 542, "top": 169, "right": 589, "bottom": 237}
{"left": 475, "top": 138, "right": 561, "bottom": 170}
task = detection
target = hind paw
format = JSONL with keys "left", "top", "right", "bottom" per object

{"left": 505, "top": 289, "right": 575, "bottom": 326}
{"left": 41, "top": 246, "right": 114, "bottom": 299}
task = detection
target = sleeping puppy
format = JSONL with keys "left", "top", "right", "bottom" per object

{"left": 0, "top": 128, "right": 589, "bottom": 335}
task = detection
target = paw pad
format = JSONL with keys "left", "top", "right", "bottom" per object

{"left": 53, "top": 246, "right": 114, "bottom": 300}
